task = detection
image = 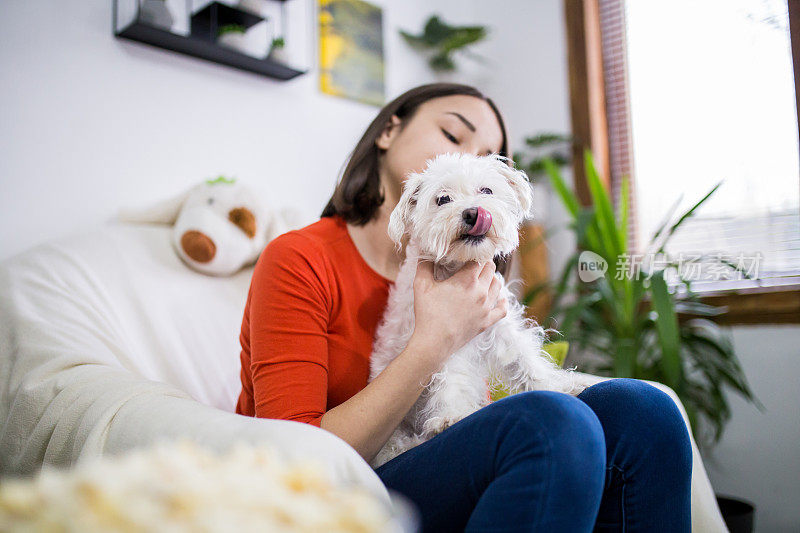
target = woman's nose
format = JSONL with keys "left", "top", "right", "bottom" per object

{"left": 458, "top": 146, "right": 485, "bottom": 158}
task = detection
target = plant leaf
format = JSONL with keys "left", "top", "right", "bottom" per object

{"left": 650, "top": 270, "right": 682, "bottom": 389}
{"left": 542, "top": 157, "right": 580, "bottom": 218}
{"left": 584, "top": 150, "right": 621, "bottom": 261}
{"left": 656, "top": 181, "right": 722, "bottom": 254}
{"left": 619, "top": 174, "right": 630, "bottom": 255}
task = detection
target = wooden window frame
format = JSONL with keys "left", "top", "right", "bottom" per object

{"left": 564, "top": 0, "right": 800, "bottom": 325}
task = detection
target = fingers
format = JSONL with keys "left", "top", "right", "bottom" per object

{"left": 487, "top": 272, "right": 502, "bottom": 305}
{"left": 489, "top": 296, "right": 508, "bottom": 323}
{"left": 477, "top": 259, "right": 496, "bottom": 284}
{"left": 416, "top": 259, "right": 433, "bottom": 278}
{"left": 414, "top": 260, "right": 433, "bottom": 290}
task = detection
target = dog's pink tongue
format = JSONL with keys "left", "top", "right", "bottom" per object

{"left": 468, "top": 207, "right": 492, "bottom": 235}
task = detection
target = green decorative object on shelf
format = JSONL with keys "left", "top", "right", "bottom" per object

{"left": 217, "top": 23, "right": 247, "bottom": 37}
{"left": 114, "top": 0, "right": 307, "bottom": 80}
{"left": 399, "top": 15, "right": 488, "bottom": 72}
{"left": 268, "top": 36, "right": 288, "bottom": 63}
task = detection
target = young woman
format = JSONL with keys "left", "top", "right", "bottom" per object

{"left": 235, "top": 83, "right": 692, "bottom": 532}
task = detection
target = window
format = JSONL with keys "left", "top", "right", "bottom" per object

{"left": 626, "top": 0, "right": 799, "bottom": 291}
{"left": 564, "top": 0, "right": 800, "bottom": 324}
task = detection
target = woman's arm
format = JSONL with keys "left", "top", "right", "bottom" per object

{"left": 248, "top": 234, "right": 331, "bottom": 427}
{"left": 320, "top": 334, "right": 443, "bottom": 464}
{"left": 249, "top": 236, "right": 505, "bottom": 464}
{"left": 322, "top": 260, "right": 507, "bottom": 464}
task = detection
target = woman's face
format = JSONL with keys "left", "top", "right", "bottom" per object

{"left": 375, "top": 94, "right": 505, "bottom": 199}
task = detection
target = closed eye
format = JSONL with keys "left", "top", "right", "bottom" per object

{"left": 441, "top": 128, "right": 459, "bottom": 145}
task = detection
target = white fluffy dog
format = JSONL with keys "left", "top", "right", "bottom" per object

{"left": 368, "top": 152, "right": 591, "bottom": 469}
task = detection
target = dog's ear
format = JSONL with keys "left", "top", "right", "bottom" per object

{"left": 387, "top": 173, "right": 423, "bottom": 246}
{"left": 491, "top": 156, "right": 534, "bottom": 220}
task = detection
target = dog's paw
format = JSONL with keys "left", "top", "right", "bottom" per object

{"left": 565, "top": 375, "right": 598, "bottom": 396}
{"left": 422, "top": 415, "right": 462, "bottom": 436}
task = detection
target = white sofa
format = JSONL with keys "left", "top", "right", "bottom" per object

{"left": 0, "top": 222, "right": 728, "bottom": 531}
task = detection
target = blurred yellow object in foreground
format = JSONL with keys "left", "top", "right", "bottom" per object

{"left": 0, "top": 440, "right": 394, "bottom": 532}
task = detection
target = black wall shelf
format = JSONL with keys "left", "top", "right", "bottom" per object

{"left": 190, "top": 2, "right": 264, "bottom": 42}
{"left": 114, "top": 1, "right": 306, "bottom": 81}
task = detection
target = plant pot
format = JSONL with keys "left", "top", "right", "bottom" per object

{"left": 217, "top": 32, "right": 266, "bottom": 58}
{"left": 716, "top": 494, "right": 755, "bottom": 533}
{"left": 267, "top": 46, "right": 289, "bottom": 64}
{"left": 138, "top": 0, "right": 174, "bottom": 31}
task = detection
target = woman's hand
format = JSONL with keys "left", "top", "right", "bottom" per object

{"left": 410, "top": 259, "right": 507, "bottom": 368}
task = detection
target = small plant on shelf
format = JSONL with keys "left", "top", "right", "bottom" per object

{"left": 217, "top": 24, "right": 247, "bottom": 37}
{"left": 216, "top": 23, "right": 252, "bottom": 55}
{"left": 270, "top": 36, "right": 285, "bottom": 49}
{"left": 268, "top": 36, "right": 288, "bottom": 62}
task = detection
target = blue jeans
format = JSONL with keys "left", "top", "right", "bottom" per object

{"left": 375, "top": 378, "right": 692, "bottom": 532}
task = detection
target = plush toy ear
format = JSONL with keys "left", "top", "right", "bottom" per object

{"left": 117, "top": 186, "right": 194, "bottom": 225}
{"left": 491, "top": 155, "right": 534, "bottom": 219}
{"left": 387, "top": 173, "right": 423, "bottom": 246}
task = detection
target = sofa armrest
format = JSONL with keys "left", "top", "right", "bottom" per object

{"left": 0, "top": 356, "right": 389, "bottom": 505}
{"left": 0, "top": 248, "right": 388, "bottom": 506}
{"left": 574, "top": 372, "right": 729, "bottom": 533}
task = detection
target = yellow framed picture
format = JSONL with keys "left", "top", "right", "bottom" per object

{"left": 318, "top": 0, "right": 385, "bottom": 106}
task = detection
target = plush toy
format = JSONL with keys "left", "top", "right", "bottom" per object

{"left": 117, "top": 176, "right": 308, "bottom": 276}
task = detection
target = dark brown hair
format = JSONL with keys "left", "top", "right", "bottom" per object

{"left": 321, "top": 82, "right": 512, "bottom": 275}
{"left": 321, "top": 83, "right": 509, "bottom": 225}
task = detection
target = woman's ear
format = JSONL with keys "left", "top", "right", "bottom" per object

{"left": 491, "top": 156, "right": 534, "bottom": 220}
{"left": 375, "top": 114, "right": 402, "bottom": 150}
{"left": 387, "top": 173, "right": 422, "bottom": 246}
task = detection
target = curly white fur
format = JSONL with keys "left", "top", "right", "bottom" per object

{"left": 368, "top": 152, "right": 592, "bottom": 469}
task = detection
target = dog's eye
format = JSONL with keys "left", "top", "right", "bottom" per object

{"left": 436, "top": 195, "right": 452, "bottom": 206}
{"left": 480, "top": 187, "right": 493, "bottom": 195}
{"left": 207, "top": 198, "right": 214, "bottom": 205}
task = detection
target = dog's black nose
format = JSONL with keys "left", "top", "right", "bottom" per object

{"left": 462, "top": 207, "right": 478, "bottom": 227}
{"left": 462, "top": 206, "right": 492, "bottom": 236}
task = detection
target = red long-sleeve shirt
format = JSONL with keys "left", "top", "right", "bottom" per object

{"left": 235, "top": 214, "right": 394, "bottom": 427}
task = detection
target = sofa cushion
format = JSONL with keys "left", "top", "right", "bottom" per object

{"left": 1, "top": 222, "right": 251, "bottom": 412}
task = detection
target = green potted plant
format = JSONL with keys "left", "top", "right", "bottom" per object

{"left": 516, "top": 148, "right": 764, "bottom": 451}
{"left": 216, "top": 23, "right": 253, "bottom": 55}
{"left": 267, "top": 36, "right": 287, "bottom": 63}
{"left": 399, "top": 15, "right": 488, "bottom": 75}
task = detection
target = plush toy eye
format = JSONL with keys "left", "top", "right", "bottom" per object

{"left": 480, "top": 187, "right": 493, "bottom": 195}
{"left": 207, "top": 198, "right": 214, "bottom": 205}
{"left": 436, "top": 195, "right": 452, "bottom": 206}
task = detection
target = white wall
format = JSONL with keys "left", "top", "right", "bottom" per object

{"left": 0, "top": 0, "right": 435, "bottom": 262}
{"left": 1, "top": 0, "right": 798, "bottom": 530}
{"left": 0, "top": 0, "right": 576, "bottom": 265}
{"left": 701, "top": 325, "right": 800, "bottom": 532}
